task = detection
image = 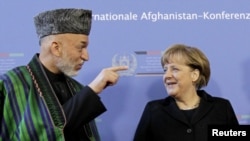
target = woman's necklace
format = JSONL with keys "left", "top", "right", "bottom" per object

{"left": 178, "top": 98, "right": 200, "bottom": 110}
{"left": 188, "top": 101, "right": 200, "bottom": 109}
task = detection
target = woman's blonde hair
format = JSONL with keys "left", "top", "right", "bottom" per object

{"left": 161, "top": 44, "right": 210, "bottom": 89}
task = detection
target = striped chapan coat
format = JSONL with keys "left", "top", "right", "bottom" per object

{"left": 0, "top": 54, "right": 105, "bottom": 141}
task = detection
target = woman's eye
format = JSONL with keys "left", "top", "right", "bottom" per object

{"left": 172, "top": 68, "right": 179, "bottom": 72}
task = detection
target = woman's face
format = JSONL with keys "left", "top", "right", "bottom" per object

{"left": 163, "top": 58, "right": 198, "bottom": 98}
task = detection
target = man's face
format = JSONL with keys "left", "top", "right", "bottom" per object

{"left": 55, "top": 34, "right": 89, "bottom": 76}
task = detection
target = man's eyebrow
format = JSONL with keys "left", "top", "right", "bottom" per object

{"left": 80, "top": 41, "right": 88, "bottom": 46}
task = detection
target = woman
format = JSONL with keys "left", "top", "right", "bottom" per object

{"left": 133, "top": 44, "right": 239, "bottom": 141}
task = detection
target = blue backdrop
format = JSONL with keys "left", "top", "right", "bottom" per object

{"left": 1, "top": 0, "right": 250, "bottom": 141}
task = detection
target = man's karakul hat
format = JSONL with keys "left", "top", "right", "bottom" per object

{"left": 34, "top": 8, "right": 92, "bottom": 39}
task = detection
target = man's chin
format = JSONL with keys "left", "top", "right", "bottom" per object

{"left": 64, "top": 71, "right": 78, "bottom": 77}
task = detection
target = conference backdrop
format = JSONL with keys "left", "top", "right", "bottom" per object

{"left": 1, "top": 0, "right": 250, "bottom": 141}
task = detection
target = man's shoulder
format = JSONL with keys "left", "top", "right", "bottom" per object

{"left": 1, "top": 65, "right": 28, "bottom": 79}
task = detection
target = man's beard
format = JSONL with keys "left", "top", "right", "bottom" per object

{"left": 55, "top": 53, "right": 79, "bottom": 77}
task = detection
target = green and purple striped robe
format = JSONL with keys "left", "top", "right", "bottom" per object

{"left": 0, "top": 54, "right": 87, "bottom": 141}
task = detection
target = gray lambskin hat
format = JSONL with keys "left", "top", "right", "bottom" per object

{"left": 34, "top": 8, "right": 92, "bottom": 39}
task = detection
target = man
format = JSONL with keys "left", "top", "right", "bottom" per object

{"left": 0, "top": 8, "right": 127, "bottom": 141}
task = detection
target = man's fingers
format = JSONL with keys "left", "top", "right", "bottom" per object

{"left": 108, "top": 66, "right": 128, "bottom": 72}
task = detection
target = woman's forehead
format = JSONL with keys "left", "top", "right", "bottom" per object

{"left": 164, "top": 54, "right": 187, "bottom": 64}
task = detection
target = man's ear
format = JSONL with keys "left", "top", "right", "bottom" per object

{"left": 192, "top": 69, "right": 200, "bottom": 82}
{"left": 50, "top": 41, "right": 62, "bottom": 57}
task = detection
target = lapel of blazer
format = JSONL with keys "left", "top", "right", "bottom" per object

{"left": 163, "top": 97, "right": 190, "bottom": 125}
{"left": 191, "top": 91, "right": 214, "bottom": 124}
{"left": 163, "top": 91, "right": 215, "bottom": 126}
